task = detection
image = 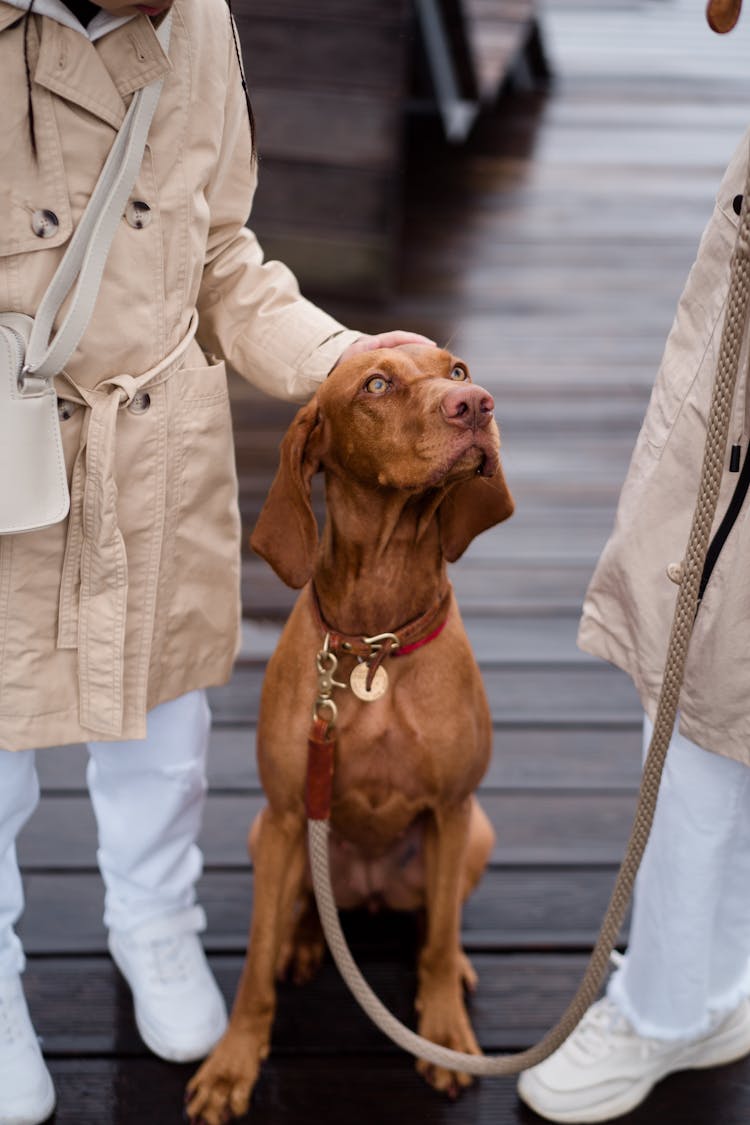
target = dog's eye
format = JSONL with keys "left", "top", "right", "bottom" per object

{"left": 364, "top": 375, "right": 390, "bottom": 395}
{"left": 449, "top": 366, "right": 468, "bottom": 381}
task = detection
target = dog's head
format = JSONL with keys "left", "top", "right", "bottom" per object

{"left": 251, "top": 346, "right": 514, "bottom": 588}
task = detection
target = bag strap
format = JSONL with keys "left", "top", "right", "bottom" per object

{"left": 307, "top": 144, "right": 750, "bottom": 1076}
{"left": 23, "top": 11, "right": 172, "bottom": 383}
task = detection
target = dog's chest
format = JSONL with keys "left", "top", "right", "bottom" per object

{"left": 325, "top": 818, "right": 426, "bottom": 912}
{"left": 324, "top": 708, "right": 433, "bottom": 865}
{"left": 334, "top": 701, "right": 431, "bottom": 786}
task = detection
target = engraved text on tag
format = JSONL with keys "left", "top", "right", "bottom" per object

{"left": 349, "top": 663, "right": 388, "bottom": 701}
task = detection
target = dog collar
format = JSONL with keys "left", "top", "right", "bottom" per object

{"left": 309, "top": 583, "right": 452, "bottom": 663}
{"left": 306, "top": 583, "right": 452, "bottom": 820}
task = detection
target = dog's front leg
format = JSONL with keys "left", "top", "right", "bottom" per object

{"left": 416, "top": 799, "right": 482, "bottom": 1097}
{"left": 186, "top": 807, "right": 306, "bottom": 1124}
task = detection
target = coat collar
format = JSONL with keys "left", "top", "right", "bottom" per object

{"left": 0, "top": 1, "right": 172, "bottom": 129}
{"left": 0, "top": 0, "right": 132, "bottom": 40}
{"left": 0, "top": 2, "right": 23, "bottom": 30}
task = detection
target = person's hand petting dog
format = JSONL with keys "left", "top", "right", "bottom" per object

{"left": 335, "top": 330, "right": 436, "bottom": 366}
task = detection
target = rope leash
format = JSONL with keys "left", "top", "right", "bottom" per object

{"left": 306, "top": 149, "right": 750, "bottom": 1076}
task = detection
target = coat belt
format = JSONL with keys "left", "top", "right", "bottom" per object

{"left": 54, "top": 312, "right": 199, "bottom": 738}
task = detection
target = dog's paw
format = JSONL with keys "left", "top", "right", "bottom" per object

{"left": 185, "top": 1034, "right": 263, "bottom": 1124}
{"left": 415, "top": 998, "right": 482, "bottom": 1098}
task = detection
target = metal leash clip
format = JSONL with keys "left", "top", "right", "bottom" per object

{"left": 313, "top": 633, "right": 347, "bottom": 724}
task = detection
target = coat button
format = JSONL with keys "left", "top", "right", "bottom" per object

{"left": 31, "top": 209, "right": 59, "bottom": 238}
{"left": 666, "top": 561, "right": 684, "bottom": 585}
{"left": 126, "top": 201, "right": 152, "bottom": 229}
{"left": 128, "top": 391, "right": 151, "bottom": 414}
{"left": 734, "top": 194, "right": 743, "bottom": 216}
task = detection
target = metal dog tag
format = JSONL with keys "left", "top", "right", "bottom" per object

{"left": 350, "top": 663, "right": 388, "bottom": 701}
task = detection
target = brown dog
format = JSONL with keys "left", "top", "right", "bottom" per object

{"left": 186, "top": 346, "right": 514, "bottom": 1123}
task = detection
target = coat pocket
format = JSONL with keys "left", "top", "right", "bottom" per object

{"left": 156, "top": 360, "right": 241, "bottom": 686}
{"left": 640, "top": 203, "right": 737, "bottom": 459}
{"left": 639, "top": 131, "right": 749, "bottom": 458}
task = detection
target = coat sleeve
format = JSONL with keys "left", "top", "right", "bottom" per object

{"left": 195, "top": 16, "right": 361, "bottom": 402}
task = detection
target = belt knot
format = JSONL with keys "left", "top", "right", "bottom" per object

{"left": 110, "top": 374, "right": 139, "bottom": 406}
{"left": 54, "top": 311, "right": 200, "bottom": 737}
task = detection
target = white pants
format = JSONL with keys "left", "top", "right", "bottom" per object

{"left": 0, "top": 690, "right": 211, "bottom": 977}
{"left": 608, "top": 716, "right": 750, "bottom": 1040}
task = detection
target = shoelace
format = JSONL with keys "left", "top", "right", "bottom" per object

{"left": 574, "top": 999, "right": 631, "bottom": 1057}
{"left": 0, "top": 984, "right": 28, "bottom": 1048}
{"left": 146, "top": 935, "right": 195, "bottom": 987}
{"left": 573, "top": 998, "right": 670, "bottom": 1062}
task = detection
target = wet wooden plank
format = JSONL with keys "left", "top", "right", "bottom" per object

{"left": 26, "top": 952, "right": 611, "bottom": 1055}
{"left": 250, "top": 164, "right": 392, "bottom": 235}
{"left": 231, "top": 0, "right": 414, "bottom": 295}
{"left": 18, "top": 790, "right": 638, "bottom": 870}
{"left": 239, "top": 561, "right": 599, "bottom": 617}
{"left": 252, "top": 232, "right": 394, "bottom": 298}
{"left": 252, "top": 89, "right": 400, "bottom": 168}
{"left": 206, "top": 663, "right": 641, "bottom": 726}
{"left": 239, "top": 0, "right": 412, "bottom": 19}
{"left": 36, "top": 723, "right": 641, "bottom": 794}
{"left": 540, "top": 3, "right": 750, "bottom": 85}
{"left": 233, "top": 613, "right": 595, "bottom": 665}
{"left": 238, "top": 18, "right": 413, "bottom": 93}
{"left": 44, "top": 1056, "right": 525, "bottom": 1125}
{"left": 239, "top": 506, "right": 614, "bottom": 561}
{"left": 234, "top": 612, "right": 595, "bottom": 666}
{"left": 44, "top": 1051, "right": 750, "bottom": 1125}
{"left": 237, "top": 616, "right": 602, "bottom": 666}
{"left": 19, "top": 867, "right": 625, "bottom": 955}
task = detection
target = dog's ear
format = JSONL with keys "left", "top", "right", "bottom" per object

{"left": 250, "top": 400, "right": 322, "bottom": 588}
{"left": 438, "top": 464, "right": 514, "bottom": 563}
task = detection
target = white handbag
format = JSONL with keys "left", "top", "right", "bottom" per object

{"left": 0, "top": 12, "right": 172, "bottom": 535}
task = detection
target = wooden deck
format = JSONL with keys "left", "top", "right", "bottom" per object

{"left": 22, "top": 0, "right": 750, "bottom": 1120}
{"left": 236, "top": 0, "right": 547, "bottom": 297}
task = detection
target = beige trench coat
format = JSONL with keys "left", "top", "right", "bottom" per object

{"left": 0, "top": 0, "right": 359, "bottom": 750}
{"left": 578, "top": 128, "right": 750, "bottom": 765}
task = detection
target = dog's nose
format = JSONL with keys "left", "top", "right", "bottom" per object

{"left": 441, "top": 385, "right": 495, "bottom": 431}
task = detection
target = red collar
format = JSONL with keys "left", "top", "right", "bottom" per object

{"left": 309, "top": 583, "right": 451, "bottom": 661}
{"left": 305, "top": 584, "right": 452, "bottom": 819}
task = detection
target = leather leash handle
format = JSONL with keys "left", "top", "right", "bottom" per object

{"left": 308, "top": 152, "right": 750, "bottom": 1076}
{"left": 24, "top": 13, "right": 172, "bottom": 380}
{"left": 306, "top": 717, "right": 336, "bottom": 821}
{"left": 707, "top": 0, "right": 743, "bottom": 32}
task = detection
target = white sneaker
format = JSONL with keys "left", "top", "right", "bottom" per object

{"left": 0, "top": 975, "right": 55, "bottom": 1125}
{"left": 108, "top": 906, "right": 227, "bottom": 1063}
{"left": 518, "top": 994, "right": 750, "bottom": 1123}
